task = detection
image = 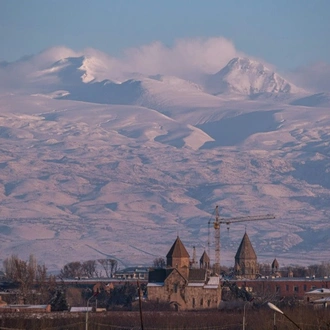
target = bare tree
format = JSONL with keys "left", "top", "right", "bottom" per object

{"left": 60, "top": 261, "right": 83, "bottom": 279}
{"left": 35, "top": 264, "right": 49, "bottom": 303}
{"left": 82, "top": 260, "right": 96, "bottom": 278}
{"left": 3, "top": 254, "right": 38, "bottom": 303}
{"left": 98, "top": 259, "right": 118, "bottom": 278}
{"left": 257, "top": 263, "right": 271, "bottom": 276}
{"left": 320, "top": 262, "right": 330, "bottom": 277}
{"left": 153, "top": 257, "right": 166, "bottom": 268}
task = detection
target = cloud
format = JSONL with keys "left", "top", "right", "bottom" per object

{"left": 66, "top": 37, "right": 240, "bottom": 82}
{"left": 121, "top": 37, "right": 240, "bottom": 80}
{"left": 287, "top": 62, "right": 330, "bottom": 92}
{"left": 0, "top": 46, "right": 80, "bottom": 92}
{"left": 0, "top": 37, "right": 241, "bottom": 91}
{"left": 3, "top": 38, "right": 329, "bottom": 95}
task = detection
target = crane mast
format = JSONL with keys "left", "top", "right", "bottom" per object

{"left": 211, "top": 205, "right": 275, "bottom": 275}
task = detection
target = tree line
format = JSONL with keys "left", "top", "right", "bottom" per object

{"left": 2, "top": 253, "right": 330, "bottom": 313}
{"left": 59, "top": 258, "right": 118, "bottom": 279}
{"left": 2, "top": 254, "right": 66, "bottom": 310}
{"left": 1, "top": 254, "right": 118, "bottom": 310}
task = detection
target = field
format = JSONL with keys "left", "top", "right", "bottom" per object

{"left": 0, "top": 306, "right": 330, "bottom": 330}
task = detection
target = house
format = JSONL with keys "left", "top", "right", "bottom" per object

{"left": 147, "top": 236, "right": 221, "bottom": 311}
{"left": 0, "top": 304, "right": 51, "bottom": 313}
{"left": 305, "top": 288, "right": 330, "bottom": 303}
{"left": 114, "top": 266, "right": 149, "bottom": 280}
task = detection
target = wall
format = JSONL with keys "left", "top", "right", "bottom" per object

{"left": 185, "top": 286, "right": 221, "bottom": 310}
{"left": 234, "top": 279, "right": 330, "bottom": 299}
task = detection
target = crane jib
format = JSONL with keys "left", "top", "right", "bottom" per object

{"left": 209, "top": 205, "right": 276, "bottom": 276}
{"left": 219, "top": 214, "right": 276, "bottom": 224}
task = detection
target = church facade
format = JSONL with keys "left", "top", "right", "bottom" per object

{"left": 147, "top": 236, "right": 221, "bottom": 310}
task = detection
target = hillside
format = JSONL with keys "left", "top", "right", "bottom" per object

{"left": 0, "top": 49, "right": 329, "bottom": 272}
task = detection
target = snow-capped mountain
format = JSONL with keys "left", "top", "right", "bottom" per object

{"left": 30, "top": 54, "right": 117, "bottom": 91}
{"left": 204, "top": 57, "right": 304, "bottom": 97}
{"left": 0, "top": 48, "right": 330, "bottom": 272}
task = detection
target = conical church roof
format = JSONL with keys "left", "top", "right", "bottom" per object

{"left": 235, "top": 233, "right": 257, "bottom": 260}
{"left": 272, "top": 258, "right": 279, "bottom": 268}
{"left": 166, "top": 236, "right": 190, "bottom": 259}
{"left": 200, "top": 250, "right": 210, "bottom": 263}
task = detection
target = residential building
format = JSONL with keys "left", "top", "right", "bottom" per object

{"left": 114, "top": 266, "right": 149, "bottom": 280}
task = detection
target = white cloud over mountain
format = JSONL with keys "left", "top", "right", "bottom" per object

{"left": 121, "top": 37, "right": 239, "bottom": 80}
{"left": 0, "top": 37, "right": 241, "bottom": 91}
{"left": 288, "top": 62, "right": 330, "bottom": 92}
{"left": 2, "top": 37, "right": 329, "bottom": 93}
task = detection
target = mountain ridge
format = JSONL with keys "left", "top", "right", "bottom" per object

{"left": 204, "top": 57, "right": 305, "bottom": 96}
{"left": 0, "top": 49, "right": 329, "bottom": 272}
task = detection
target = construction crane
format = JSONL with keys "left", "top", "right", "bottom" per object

{"left": 208, "top": 205, "right": 275, "bottom": 275}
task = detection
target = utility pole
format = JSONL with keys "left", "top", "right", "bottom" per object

{"left": 137, "top": 280, "right": 144, "bottom": 330}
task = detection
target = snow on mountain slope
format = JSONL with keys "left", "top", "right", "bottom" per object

{"left": 31, "top": 54, "right": 118, "bottom": 90}
{"left": 1, "top": 91, "right": 330, "bottom": 271}
{"left": 1, "top": 50, "right": 330, "bottom": 272}
{"left": 50, "top": 72, "right": 228, "bottom": 112}
{"left": 3, "top": 51, "right": 313, "bottom": 110}
{"left": 204, "top": 57, "right": 304, "bottom": 97}
{"left": 22, "top": 53, "right": 220, "bottom": 108}
{"left": 0, "top": 47, "right": 121, "bottom": 94}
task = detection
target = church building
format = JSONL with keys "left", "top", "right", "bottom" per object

{"left": 147, "top": 236, "right": 222, "bottom": 310}
{"left": 234, "top": 232, "right": 258, "bottom": 279}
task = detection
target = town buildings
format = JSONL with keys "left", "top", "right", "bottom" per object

{"left": 147, "top": 233, "right": 330, "bottom": 310}
{"left": 113, "top": 266, "right": 149, "bottom": 280}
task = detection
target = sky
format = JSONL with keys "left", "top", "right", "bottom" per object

{"left": 1, "top": 0, "right": 330, "bottom": 72}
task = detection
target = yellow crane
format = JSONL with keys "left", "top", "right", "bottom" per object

{"left": 208, "top": 205, "right": 275, "bottom": 275}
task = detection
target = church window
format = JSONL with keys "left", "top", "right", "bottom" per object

{"left": 200, "top": 298, "right": 203, "bottom": 306}
{"left": 192, "top": 298, "right": 195, "bottom": 308}
{"left": 174, "top": 284, "right": 178, "bottom": 293}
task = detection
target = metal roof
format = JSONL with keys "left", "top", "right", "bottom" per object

{"left": 70, "top": 307, "right": 93, "bottom": 312}
{"left": 235, "top": 233, "right": 257, "bottom": 260}
{"left": 166, "top": 236, "right": 190, "bottom": 259}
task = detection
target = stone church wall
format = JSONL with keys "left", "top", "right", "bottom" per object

{"left": 185, "top": 286, "right": 221, "bottom": 309}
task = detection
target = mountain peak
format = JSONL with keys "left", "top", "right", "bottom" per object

{"left": 205, "top": 57, "right": 302, "bottom": 96}
{"left": 227, "top": 57, "right": 261, "bottom": 68}
{"left": 33, "top": 54, "right": 110, "bottom": 87}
